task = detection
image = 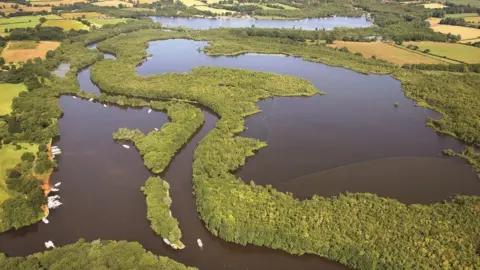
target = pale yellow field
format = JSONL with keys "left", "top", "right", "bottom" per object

{"left": 93, "top": 0, "right": 133, "bottom": 7}
{"left": 424, "top": 3, "right": 447, "bottom": 8}
{"left": 329, "top": 41, "right": 445, "bottom": 65}
{"left": 195, "top": 5, "right": 233, "bottom": 14}
{"left": 1, "top": 41, "right": 61, "bottom": 63}
{"left": 465, "top": 16, "right": 480, "bottom": 23}
{"left": 426, "top": 17, "right": 441, "bottom": 26}
{"left": 43, "top": 19, "right": 90, "bottom": 30}
{"left": 431, "top": 24, "right": 480, "bottom": 40}
{"left": 60, "top": 12, "right": 106, "bottom": 19}
{"left": 30, "top": 0, "right": 88, "bottom": 5}
{"left": 404, "top": 41, "right": 480, "bottom": 63}
{"left": 460, "top": 38, "right": 480, "bottom": 43}
{"left": 178, "top": 0, "right": 205, "bottom": 6}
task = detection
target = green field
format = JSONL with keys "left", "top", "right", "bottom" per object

{"left": 445, "top": 13, "right": 479, "bottom": 18}
{"left": 43, "top": 19, "right": 90, "bottom": 31}
{"left": 0, "top": 83, "right": 26, "bottom": 116}
{"left": 404, "top": 41, "right": 480, "bottom": 63}
{"left": 87, "top": 18, "right": 128, "bottom": 26}
{"left": 0, "top": 143, "right": 38, "bottom": 203}
{"left": 0, "top": 15, "right": 62, "bottom": 35}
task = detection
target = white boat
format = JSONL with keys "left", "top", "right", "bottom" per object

{"left": 44, "top": 241, "right": 55, "bottom": 248}
{"left": 163, "top": 238, "right": 171, "bottom": 245}
{"left": 154, "top": 128, "right": 159, "bottom": 131}
{"left": 197, "top": 238, "right": 203, "bottom": 248}
{"left": 103, "top": 104, "right": 107, "bottom": 107}
{"left": 122, "top": 144, "right": 130, "bottom": 149}
{"left": 48, "top": 195, "right": 62, "bottom": 209}
{"left": 42, "top": 218, "right": 49, "bottom": 224}
{"left": 72, "top": 96, "right": 77, "bottom": 99}
{"left": 148, "top": 109, "right": 152, "bottom": 113}
{"left": 89, "top": 98, "right": 94, "bottom": 102}
{"left": 50, "top": 188, "right": 59, "bottom": 192}
{"left": 54, "top": 182, "right": 61, "bottom": 187}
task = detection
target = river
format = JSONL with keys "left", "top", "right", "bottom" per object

{"left": 150, "top": 16, "right": 372, "bottom": 30}
{"left": 0, "top": 38, "right": 479, "bottom": 270}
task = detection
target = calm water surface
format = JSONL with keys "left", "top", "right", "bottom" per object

{"left": 151, "top": 16, "right": 372, "bottom": 30}
{"left": 1, "top": 38, "right": 479, "bottom": 270}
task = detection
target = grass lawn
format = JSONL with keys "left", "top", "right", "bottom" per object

{"left": 424, "top": 3, "right": 447, "bottom": 8}
{"left": 0, "top": 15, "right": 62, "bottom": 35}
{"left": 93, "top": 0, "right": 133, "bottom": 7}
{"left": 404, "top": 41, "right": 480, "bottom": 63}
{"left": 446, "top": 13, "right": 479, "bottom": 18}
{"left": 0, "top": 83, "right": 26, "bottom": 115}
{"left": 87, "top": 18, "right": 129, "bottom": 27}
{"left": 430, "top": 24, "right": 480, "bottom": 40}
{"left": 43, "top": 19, "right": 90, "bottom": 31}
{"left": 60, "top": 12, "right": 105, "bottom": 19}
{"left": 0, "top": 143, "right": 38, "bottom": 203}
{"left": 328, "top": 41, "right": 445, "bottom": 65}
{"left": 461, "top": 37, "right": 480, "bottom": 43}
{"left": 1, "top": 41, "right": 61, "bottom": 63}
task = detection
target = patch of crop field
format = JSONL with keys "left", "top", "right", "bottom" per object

{"left": 195, "top": 5, "right": 233, "bottom": 14}
{"left": 60, "top": 12, "right": 105, "bottom": 19}
{"left": 1, "top": 41, "right": 61, "bottom": 63}
{"left": 0, "top": 142, "right": 38, "bottom": 203}
{"left": 29, "top": 0, "right": 88, "bottom": 5}
{"left": 424, "top": 3, "right": 447, "bottom": 8}
{"left": 439, "top": 0, "right": 480, "bottom": 6}
{"left": 329, "top": 41, "right": 446, "bottom": 65}
{"left": 42, "top": 19, "right": 90, "bottom": 30}
{"left": 460, "top": 37, "right": 480, "bottom": 43}
{"left": 87, "top": 18, "right": 129, "bottom": 27}
{"left": 0, "top": 83, "right": 26, "bottom": 116}
{"left": 430, "top": 24, "right": 480, "bottom": 40}
{"left": 93, "top": 0, "right": 133, "bottom": 7}
{"left": 0, "top": 2, "right": 51, "bottom": 14}
{"left": 0, "top": 15, "right": 62, "bottom": 36}
{"left": 269, "top": 3, "right": 298, "bottom": 10}
{"left": 179, "top": 0, "right": 206, "bottom": 6}
{"left": 404, "top": 41, "right": 480, "bottom": 63}
{"left": 426, "top": 17, "right": 441, "bottom": 26}
{"left": 465, "top": 16, "right": 480, "bottom": 23}
{"left": 445, "top": 13, "right": 479, "bottom": 18}
{"left": 125, "top": 7, "right": 155, "bottom": 11}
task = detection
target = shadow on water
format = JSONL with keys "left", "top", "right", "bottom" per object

{"left": 1, "top": 39, "right": 479, "bottom": 270}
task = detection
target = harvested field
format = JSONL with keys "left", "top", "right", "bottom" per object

{"left": 329, "top": 41, "right": 445, "bottom": 65}
{"left": 424, "top": 3, "right": 447, "bottom": 8}
{"left": 430, "top": 24, "right": 480, "bottom": 40}
{"left": 93, "top": 0, "right": 133, "bottom": 7}
{"left": 29, "top": 0, "right": 88, "bottom": 5}
{"left": 404, "top": 41, "right": 480, "bottom": 63}
{"left": 1, "top": 41, "right": 61, "bottom": 63}
{"left": 0, "top": 2, "right": 51, "bottom": 14}
{"left": 42, "top": 19, "right": 90, "bottom": 30}
{"left": 87, "top": 18, "right": 129, "bottom": 26}
{"left": 60, "top": 12, "right": 105, "bottom": 19}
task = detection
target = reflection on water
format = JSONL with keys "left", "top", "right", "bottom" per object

{"left": 151, "top": 16, "right": 372, "bottom": 30}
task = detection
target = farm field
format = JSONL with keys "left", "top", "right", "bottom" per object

{"left": 0, "top": 83, "right": 26, "bottom": 116}
{"left": 1, "top": 41, "right": 61, "bottom": 63}
{"left": 461, "top": 37, "right": 480, "bottom": 43}
{"left": 43, "top": 19, "right": 90, "bottom": 30}
{"left": 0, "top": 15, "right": 62, "bottom": 35}
{"left": 87, "top": 18, "right": 129, "bottom": 26}
{"left": 29, "top": 0, "right": 88, "bottom": 5}
{"left": 439, "top": 0, "right": 480, "bottom": 6}
{"left": 93, "top": 0, "right": 133, "bottom": 7}
{"left": 404, "top": 41, "right": 480, "bottom": 63}
{"left": 446, "top": 13, "right": 479, "bottom": 18}
{"left": 0, "top": 143, "right": 38, "bottom": 203}
{"left": 178, "top": 0, "right": 206, "bottom": 7}
{"left": 328, "top": 41, "right": 445, "bottom": 65}
{"left": 430, "top": 24, "right": 480, "bottom": 40}
{"left": 0, "top": 2, "right": 51, "bottom": 14}
{"left": 60, "top": 12, "right": 105, "bottom": 19}
{"left": 465, "top": 16, "right": 480, "bottom": 23}
{"left": 424, "top": 3, "right": 447, "bottom": 8}
{"left": 195, "top": 5, "right": 233, "bottom": 14}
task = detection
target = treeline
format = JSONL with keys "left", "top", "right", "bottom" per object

{"left": 90, "top": 29, "right": 480, "bottom": 269}
{"left": 402, "top": 63, "right": 480, "bottom": 73}
{"left": 444, "top": 2, "right": 480, "bottom": 14}
{"left": 440, "top": 17, "right": 467, "bottom": 26}
{"left": 0, "top": 239, "right": 196, "bottom": 269}
{"left": 253, "top": 4, "right": 362, "bottom": 19}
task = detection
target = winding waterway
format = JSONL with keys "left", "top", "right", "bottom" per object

{"left": 1, "top": 38, "right": 479, "bottom": 270}
{"left": 150, "top": 16, "right": 372, "bottom": 30}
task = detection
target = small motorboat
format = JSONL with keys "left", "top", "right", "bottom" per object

{"left": 44, "top": 241, "right": 55, "bottom": 248}
{"left": 163, "top": 238, "right": 171, "bottom": 245}
{"left": 89, "top": 98, "right": 94, "bottom": 102}
{"left": 154, "top": 128, "right": 159, "bottom": 131}
{"left": 72, "top": 96, "right": 77, "bottom": 99}
{"left": 122, "top": 144, "right": 130, "bottom": 149}
{"left": 103, "top": 104, "right": 107, "bottom": 107}
{"left": 197, "top": 238, "right": 203, "bottom": 248}
{"left": 54, "top": 182, "right": 61, "bottom": 187}
{"left": 42, "top": 218, "right": 49, "bottom": 224}
{"left": 148, "top": 109, "right": 152, "bottom": 113}
{"left": 50, "top": 188, "right": 59, "bottom": 192}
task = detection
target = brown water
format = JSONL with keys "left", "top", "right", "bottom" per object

{"left": 1, "top": 39, "right": 479, "bottom": 270}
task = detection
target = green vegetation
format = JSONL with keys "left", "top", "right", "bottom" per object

{"left": 86, "top": 18, "right": 128, "bottom": 26}
{"left": 404, "top": 41, "right": 480, "bottom": 63}
{"left": 0, "top": 239, "right": 195, "bottom": 269}
{"left": 42, "top": 19, "right": 90, "bottom": 31}
{"left": 89, "top": 28, "right": 480, "bottom": 269}
{"left": 0, "top": 83, "right": 26, "bottom": 115}
{"left": 6, "top": 40, "right": 37, "bottom": 49}
{"left": 141, "top": 177, "right": 184, "bottom": 248}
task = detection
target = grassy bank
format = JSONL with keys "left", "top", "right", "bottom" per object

{"left": 0, "top": 239, "right": 196, "bottom": 269}
{"left": 90, "top": 29, "right": 480, "bottom": 269}
{"left": 0, "top": 83, "right": 26, "bottom": 116}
